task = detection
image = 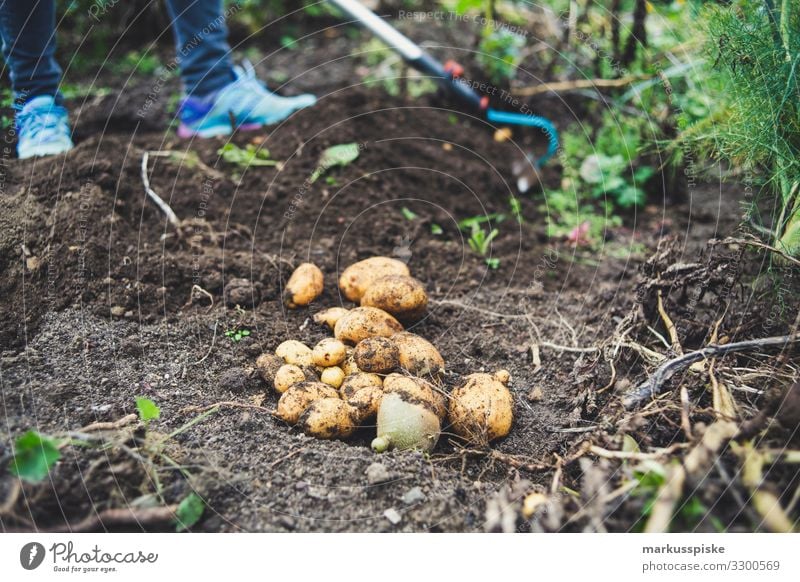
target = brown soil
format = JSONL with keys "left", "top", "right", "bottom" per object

{"left": 1, "top": 26, "right": 798, "bottom": 533}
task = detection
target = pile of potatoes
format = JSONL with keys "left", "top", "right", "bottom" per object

{"left": 255, "top": 256, "right": 515, "bottom": 452}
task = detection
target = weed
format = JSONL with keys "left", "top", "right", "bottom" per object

{"left": 8, "top": 431, "right": 61, "bottom": 482}
{"left": 224, "top": 328, "right": 251, "bottom": 342}
{"left": 218, "top": 143, "right": 279, "bottom": 167}
{"left": 401, "top": 207, "right": 418, "bottom": 221}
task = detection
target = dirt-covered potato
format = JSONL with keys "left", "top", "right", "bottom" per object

{"left": 341, "top": 348, "right": 360, "bottom": 375}
{"left": 340, "top": 372, "right": 383, "bottom": 399}
{"left": 383, "top": 373, "right": 447, "bottom": 419}
{"left": 255, "top": 353, "right": 284, "bottom": 385}
{"left": 360, "top": 275, "right": 428, "bottom": 323}
{"left": 320, "top": 366, "right": 345, "bottom": 388}
{"left": 392, "top": 332, "right": 445, "bottom": 378}
{"left": 275, "top": 381, "right": 339, "bottom": 424}
{"left": 448, "top": 372, "right": 514, "bottom": 443}
{"left": 313, "top": 307, "right": 349, "bottom": 330}
{"left": 346, "top": 385, "right": 384, "bottom": 423}
{"left": 298, "top": 398, "right": 356, "bottom": 439}
{"left": 275, "top": 340, "right": 313, "bottom": 366}
{"left": 274, "top": 364, "right": 307, "bottom": 393}
{"left": 339, "top": 257, "right": 410, "bottom": 302}
{"left": 312, "top": 338, "right": 347, "bottom": 367}
{"left": 334, "top": 307, "right": 403, "bottom": 345}
{"left": 354, "top": 337, "right": 399, "bottom": 374}
{"left": 372, "top": 391, "right": 441, "bottom": 453}
{"left": 285, "top": 263, "right": 324, "bottom": 308}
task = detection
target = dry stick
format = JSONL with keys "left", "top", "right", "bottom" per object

{"left": 141, "top": 151, "right": 180, "bottom": 228}
{"left": 734, "top": 442, "right": 795, "bottom": 533}
{"left": 656, "top": 291, "right": 683, "bottom": 355}
{"left": 514, "top": 74, "right": 652, "bottom": 96}
{"left": 623, "top": 334, "right": 800, "bottom": 409}
{"left": 711, "top": 237, "right": 800, "bottom": 268}
{"left": 81, "top": 414, "right": 139, "bottom": 433}
{"left": 43, "top": 504, "right": 180, "bottom": 533}
{"left": 179, "top": 401, "right": 273, "bottom": 415}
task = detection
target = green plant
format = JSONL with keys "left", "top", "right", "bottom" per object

{"left": 477, "top": 27, "right": 526, "bottom": 84}
{"left": 224, "top": 328, "right": 251, "bottom": 342}
{"left": 136, "top": 397, "right": 161, "bottom": 425}
{"left": 401, "top": 207, "right": 418, "bottom": 221}
{"left": 8, "top": 431, "right": 61, "bottom": 482}
{"left": 361, "top": 37, "right": 438, "bottom": 98}
{"left": 218, "top": 143, "right": 280, "bottom": 167}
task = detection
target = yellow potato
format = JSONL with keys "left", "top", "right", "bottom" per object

{"left": 392, "top": 332, "right": 445, "bottom": 378}
{"left": 354, "top": 337, "right": 399, "bottom": 374}
{"left": 312, "top": 338, "right": 347, "bottom": 367}
{"left": 274, "top": 364, "right": 306, "bottom": 393}
{"left": 340, "top": 372, "right": 383, "bottom": 399}
{"left": 313, "top": 307, "right": 349, "bottom": 330}
{"left": 285, "top": 263, "right": 324, "bottom": 308}
{"left": 346, "top": 385, "right": 384, "bottom": 423}
{"left": 255, "top": 353, "right": 284, "bottom": 385}
{"left": 334, "top": 307, "right": 403, "bottom": 345}
{"left": 372, "top": 392, "right": 441, "bottom": 453}
{"left": 320, "top": 366, "right": 346, "bottom": 388}
{"left": 383, "top": 373, "right": 447, "bottom": 420}
{"left": 298, "top": 398, "right": 356, "bottom": 439}
{"left": 339, "top": 257, "right": 410, "bottom": 302}
{"left": 275, "top": 340, "right": 313, "bottom": 366}
{"left": 360, "top": 275, "right": 428, "bottom": 323}
{"left": 448, "top": 372, "right": 514, "bottom": 443}
{"left": 275, "top": 381, "right": 339, "bottom": 424}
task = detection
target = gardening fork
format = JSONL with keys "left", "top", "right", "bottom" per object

{"left": 328, "top": 0, "right": 559, "bottom": 192}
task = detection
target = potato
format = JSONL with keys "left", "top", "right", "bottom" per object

{"left": 312, "top": 338, "right": 347, "bottom": 367}
{"left": 334, "top": 307, "right": 403, "bottom": 345}
{"left": 275, "top": 381, "right": 339, "bottom": 424}
{"left": 354, "top": 337, "right": 399, "bottom": 374}
{"left": 298, "top": 398, "right": 356, "bottom": 439}
{"left": 313, "top": 307, "right": 349, "bottom": 330}
{"left": 494, "top": 369, "right": 511, "bottom": 385}
{"left": 320, "top": 366, "right": 345, "bottom": 389}
{"left": 448, "top": 372, "right": 514, "bottom": 443}
{"left": 285, "top": 263, "right": 324, "bottom": 308}
{"left": 339, "top": 257, "right": 410, "bottom": 302}
{"left": 255, "top": 353, "right": 284, "bottom": 385}
{"left": 274, "top": 364, "right": 306, "bottom": 393}
{"left": 275, "top": 340, "right": 313, "bottom": 366}
{"left": 361, "top": 275, "right": 428, "bottom": 323}
{"left": 383, "top": 373, "right": 447, "bottom": 420}
{"left": 340, "top": 372, "right": 383, "bottom": 399}
{"left": 392, "top": 332, "right": 445, "bottom": 378}
{"left": 346, "top": 385, "right": 384, "bottom": 423}
{"left": 372, "top": 392, "right": 441, "bottom": 453}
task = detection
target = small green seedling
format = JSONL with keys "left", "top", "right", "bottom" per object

{"left": 175, "top": 492, "right": 205, "bottom": 532}
{"left": 310, "top": 143, "right": 361, "bottom": 183}
{"left": 136, "top": 397, "right": 161, "bottom": 425}
{"left": 9, "top": 431, "right": 61, "bottom": 482}
{"left": 218, "top": 143, "right": 280, "bottom": 167}
{"left": 430, "top": 223, "right": 443, "bottom": 235}
{"left": 224, "top": 328, "right": 251, "bottom": 342}
{"left": 325, "top": 176, "right": 339, "bottom": 186}
{"left": 467, "top": 224, "right": 499, "bottom": 256}
{"left": 508, "top": 196, "right": 524, "bottom": 223}
{"left": 401, "top": 207, "right": 418, "bottom": 221}
{"left": 485, "top": 257, "right": 500, "bottom": 270}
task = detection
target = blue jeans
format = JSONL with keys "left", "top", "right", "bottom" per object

{"left": 0, "top": 0, "right": 236, "bottom": 103}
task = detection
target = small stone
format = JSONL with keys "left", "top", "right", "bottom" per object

{"left": 110, "top": 306, "right": 126, "bottom": 317}
{"left": 401, "top": 487, "right": 426, "bottom": 505}
{"left": 383, "top": 508, "right": 402, "bottom": 525}
{"left": 365, "top": 462, "right": 391, "bottom": 485}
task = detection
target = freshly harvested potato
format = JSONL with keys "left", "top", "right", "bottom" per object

{"left": 275, "top": 340, "right": 313, "bottom": 366}
{"left": 298, "top": 398, "right": 356, "bottom": 439}
{"left": 354, "top": 337, "right": 399, "bottom": 374}
{"left": 340, "top": 372, "right": 383, "bottom": 399}
{"left": 339, "top": 257, "right": 410, "bottom": 302}
{"left": 494, "top": 369, "right": 511, "bottom": 385}
{"left": 313, "top": 307, "right": 349, "bottom": 330}
{"left": 448, "top": 372, "right": 514, "bottom": 443}
{"left": 285, "top": 263, "right": 324, "bottom": 308}
{"left": 346, "top": 385, "right": 384, "bottom": 423}
{"left": 321, "top": 366, "right": 346, "bottom": 389}
{"left": 383, "top": 373, "right": 447, "bottom": 419}
{"left": 391, "top": 332, "right": 445, "bottom": 378}
{"left": 334, "top": 307, "right": 403, "bottom": 345}
{"left": 255, "top": 353, "right": 284, "bottom": 385}
{"left": 341, "top": 348, "right": 360, "bottom": 375}
{"left": 312, "top": 338, "right": 347, "bottom": 367}
{"left": 361, "top": 275, "right": 428, "bottom": 323}
{"left": 372, "top": 392, "right": 441, "bottom": 453}
{"left": 275, "top": 382, "right": 339, "bottom": 424}
{"left": 274, "top": 364, "right": 306, "bottom": 393}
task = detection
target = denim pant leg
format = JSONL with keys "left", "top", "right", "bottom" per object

{"left": 165, "top": 0, "right": 235, "bottom": 98}
{"left": 0, "top": 0, "right": 62, "bottom": 103}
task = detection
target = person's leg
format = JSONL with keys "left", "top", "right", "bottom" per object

{"left": 0, "top": 0, "right": 72, "bottom": 158}
{"left": 0, "top": 0, "right": 62, "bottom": 103}
{"left": 164, "top": 0, "right": 235, "bottom": 98}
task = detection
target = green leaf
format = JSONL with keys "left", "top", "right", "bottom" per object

{"left": 217, "top": 143, "right": 278, "bottom": 167}
{"left": 485, "top": 257, "right": 500, "bottom": 269}
{"left": 135, "top": 397, "right": 161, "bottom": 423}
{"left": 9, "top": 431, "right": 61, "bottom": 482}
{"left": 430, "top": 223, "right": 443, "bottom": 235}
{"left": 615, "top": 185, "right": 645, "bottom": 208}
{"left": 401, "top": 207, "right": 418, "bottom": 221}
{"left": 175, "top": 492, "right": 205, "bottom": 532}
{"left": 310, "top": 143, "right": 361, "bottom": 183}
